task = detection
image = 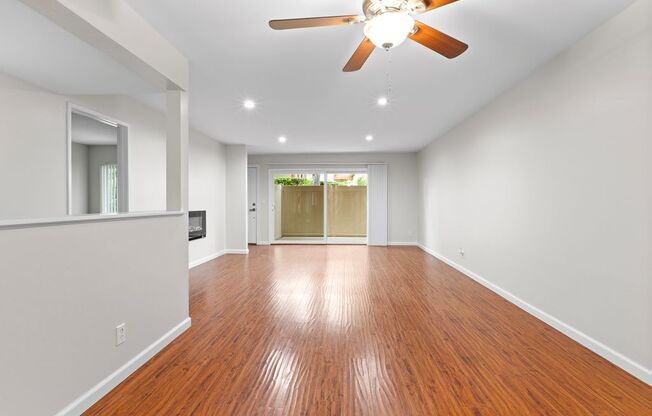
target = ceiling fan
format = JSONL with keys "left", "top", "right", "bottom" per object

{"left": 269, "top": 0, "right": 468, "bottom": 72}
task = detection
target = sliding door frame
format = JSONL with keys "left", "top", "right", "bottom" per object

{"left": 268, "top": 167, "right": 368, "bottom": 245}
{"left": 324, "top": 168, "right": 368, "bottom": 245}
{"left": 269, "top": 168, "right": 325, "bottom": 245}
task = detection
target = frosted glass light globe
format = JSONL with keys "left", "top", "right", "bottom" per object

{"left": 363, "top": 12, "right": 415, "bottom": 50}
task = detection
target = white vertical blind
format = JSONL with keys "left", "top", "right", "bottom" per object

{"left": 367, "top": 164, "right": 388, "bottom": 246}
{"left": 101, "top": 164, "right": 118, "bottom": 214}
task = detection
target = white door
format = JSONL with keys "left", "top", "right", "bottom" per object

{"left": 247, "top": 167, "right": 257, "bottom": 244}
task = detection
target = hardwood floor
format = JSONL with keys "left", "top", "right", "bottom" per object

{"left": 85, "top": 245, "right": 651, "bottom": 415}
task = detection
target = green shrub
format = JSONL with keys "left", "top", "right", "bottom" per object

{"left": 274, "top": 177, "right": 313, "bottom": 186}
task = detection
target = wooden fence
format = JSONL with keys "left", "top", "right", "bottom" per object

{"left": 276, "top": 185, "right": 367, "bottom": 238}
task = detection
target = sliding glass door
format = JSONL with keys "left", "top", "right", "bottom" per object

{"left": 327, "top": 173, "right": 367, "bottom": 242}
{"left": 271, "top": 170, "right": 367, "bottom": 244}
{"left": 272, "top": 172, "right": 325, "bottom": 241}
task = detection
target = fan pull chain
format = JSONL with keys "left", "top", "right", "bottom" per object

{"left": 385, "top": 50, "right": 392, "bottom": 103}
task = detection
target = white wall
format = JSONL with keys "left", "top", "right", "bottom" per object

{"left": 0, "top": 71, "right": 229, "bottom": 265}
{"left": 0, "top": 71, "right": 171, "bottom": 219}
{"left": 418, "top": 0, "right": 651, "bottom": 382}
{"left": 226, "top": 144, "right": 248, "bottom": 251}
{"left": 71, "top": 112, "right": 119, "bottom": 145}
{"left": 248, "top": 153, "right": 419, "bottom": 244}
{"left": 0, "top": 72, "right": 68, "bottom": 219}
{"left": 72, "top": 96, "right": 230, "bottom": 259}
{"left": 189, "top": 131, "right": 227, "bottom": 264}
{"left": 72, "top": 94, "right": 168, "bottom": 213}
{"left": 0, "top": 215, "right": 189, "bottom": 416}
{"left": 71, "top": 142, "right": 89, "bottom": 215}
{"left": 0, "top": 76, "right": 194, "bottom": 416}
{"left": 0, "top": 71, "right": 229, "bottom": 225}
{"left": 0, "top": 2, "right": 193, "bottom": 414}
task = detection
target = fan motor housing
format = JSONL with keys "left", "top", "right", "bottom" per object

{"left": 363, "top": 0, "right": 426, "bottom": 18}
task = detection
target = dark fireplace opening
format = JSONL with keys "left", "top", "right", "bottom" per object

{"left": 189, "top": 210, "right": 206, "bottom": 241}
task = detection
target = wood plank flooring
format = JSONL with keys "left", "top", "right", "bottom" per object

{"left": 84, "top": 245, "right": 651, "bottom": 415}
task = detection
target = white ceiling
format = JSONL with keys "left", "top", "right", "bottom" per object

{"left": 125, "top": 0, "right": 634, "bottom": 154}
{"left": 0, "top": 0, "right": 159, "bottom": 95}
{"left": 3, "top": 0, "right": 634, "bottom": 153}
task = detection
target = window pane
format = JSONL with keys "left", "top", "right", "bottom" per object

{"left": 327, "top": 173, "right": 367, "bottom": 238}
{"left": 274, "top": 173, "right": 324, "bottom": 240}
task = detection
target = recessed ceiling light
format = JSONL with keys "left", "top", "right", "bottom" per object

{"left": 243, "top": 99, "right": 256, "bottom": 110}
{"left": 365, "top": 135, "right": 374, "bottom": 141}
{"left": 377, "top": 97, "right": 388, "bottom": 106}
{"left": 278, "top": 136, "right": 287, "bottom": 143}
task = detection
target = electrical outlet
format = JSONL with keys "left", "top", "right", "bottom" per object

{"left": 459, "top": 248, "right": 465, "bottom": 257}
{"left": 116, "top": 323, "right": 127, "bottom": 346}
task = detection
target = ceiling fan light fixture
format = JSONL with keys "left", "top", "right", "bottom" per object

{"left": 270, "top": 0, "right": 468, "bottom": 72}
{"left": 363, "top": 12, "right": 415, "bottom": 50}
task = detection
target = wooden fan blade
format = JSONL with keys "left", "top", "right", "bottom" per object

{"left": 343, "top": 37, "right": 375, "bottom": 72}
{"left": 423, "top": 0, "right": 459, "bottom": 13}
{"left": 269, "top": 15, "right": 363, "bottom": 30}
{"left": 409, "top": 21, "right": 468, "bottom": 59}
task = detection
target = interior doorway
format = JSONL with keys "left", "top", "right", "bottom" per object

{"left": 67, "top": 104, "right": 129, "bottom": 216}
{"left": 247, "top": 166, "right": 258, "bottom": 244}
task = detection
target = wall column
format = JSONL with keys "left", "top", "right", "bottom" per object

{"left": 166, "top": 89, "right": 189, "bottom": 212}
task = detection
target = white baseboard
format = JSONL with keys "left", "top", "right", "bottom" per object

{"left": 189, "top": 250, "right": 226, "bottom": 268}
{"left": 417, "top": 244, "right": 652, "bottom": 386}
{"left": 224, "top": 248, "right": 249, "bottom": 255}
{"left": 257, "top": 241, "right": 271, "bottom": 246}
{"left": 56, "top": 317, "right": 192, "bottom": 416}
{"left": 388, "top": 242, "right": 418, "bottom": 246}
{"left": 188, "top": 249, "right": 249, "bottom": 268}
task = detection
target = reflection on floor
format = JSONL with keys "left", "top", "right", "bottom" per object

{"left": 84, "top": 246, "right": 652, "bottom": 415}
